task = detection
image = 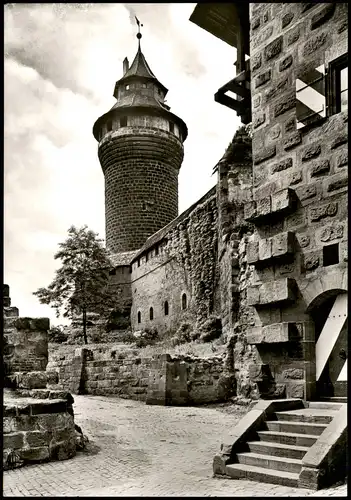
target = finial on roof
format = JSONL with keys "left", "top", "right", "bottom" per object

{"left": 135, "top": 16, "right": 143, "bottom": 48}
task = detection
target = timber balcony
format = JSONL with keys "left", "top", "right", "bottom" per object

{"left": 215, "top": 59, "right": 252, "bottom": 125}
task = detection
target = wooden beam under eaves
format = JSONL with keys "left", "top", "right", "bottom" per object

{"left": 214, "top": 91, "right": 251, "bottom": 124}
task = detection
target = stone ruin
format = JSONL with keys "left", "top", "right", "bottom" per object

{"left": 3, "top": 284, "right": 78, "bottom": 470}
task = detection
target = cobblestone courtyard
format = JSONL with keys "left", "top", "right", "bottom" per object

{"left": 3, "top": 395, "right": 347, "bottom": 497}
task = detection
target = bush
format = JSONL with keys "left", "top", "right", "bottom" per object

{"left": 198, "top": 316, "right": 222, "bottom": 343}
{"left": 135, "top": 327, "right": 159, "bottom": 348}
{"left": 48, "top": 326, "right": 68, "bottom": 343}
{"left": 115, "top": 331, "right": 136, "bottom": 344}
{"left": 106, "top": 309, "right": 131, "bottom": 331}
{"left": 170, "top": 323, "right": 193, "bottom": 346}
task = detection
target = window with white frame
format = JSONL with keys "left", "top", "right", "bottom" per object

{"left": 296, "top": 64, "right": 326, "bottom": 129}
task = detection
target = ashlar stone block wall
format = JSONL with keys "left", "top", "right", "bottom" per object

{"left": 243, "top": 2, "right": 348, "bottom": 400}
{"left": 47, "top": 345, "right": 230, "bottom": 405}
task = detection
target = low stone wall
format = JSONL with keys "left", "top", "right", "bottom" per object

{"left": 82, "top": 348, "right": 152, "bottom": 399}
{"left": 47, "top": 344, "right": 231, "bottom": 405}
{"left": 46, "top": 348, "right": 85, "bottom": 394}
{"left": 3, "top": 389, "right": 76, "bottom": 469}
{"left": 147, "top": 353, "right": 231, "bottom": 405}
{"left": 48, "top": 345, "right": 152, "bottom": 400}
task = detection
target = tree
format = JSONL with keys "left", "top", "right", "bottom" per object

{"left": 34, "top": 225, "right": 115, "bottom": 344}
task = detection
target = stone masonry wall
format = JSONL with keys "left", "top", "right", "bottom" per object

{"left": 130, "top": 189, "right": 218, "bottom": 336}
{"left": 243, "top": 2, "right": 348, "bottom": 400}
{"left": 4, "top": 317, "right": 49, "bottom": 378}
{"left": 4, "top": 393, "right": 76, "bottom": 468}
{"left": 47, "top": 345, "right": 151, "bottom": 400}
{"left": 47, "top": 345, "right": 229, "bottom": 405}
{"left": 146, "top": 353, "right": 229, "bottom": 405}
{"left": 99, "top": 127, "right": 184, "bottom": 253}
{"left": 3, "top": 286, "right": 76, "bottom": 469}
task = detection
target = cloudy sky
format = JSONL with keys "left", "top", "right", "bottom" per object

{"left": 4, "top": 3, "right": 241, "bottom": 325}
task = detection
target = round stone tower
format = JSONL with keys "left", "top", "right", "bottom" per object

{"left": 93, "top": 32, "right": 188, "bottom": 254}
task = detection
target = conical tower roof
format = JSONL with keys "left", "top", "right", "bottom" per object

{"left": 115, "top": 44, "right": 168, "bottom": 94}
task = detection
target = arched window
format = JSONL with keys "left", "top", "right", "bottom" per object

{"left": 164, "top": 301, "right": 169, "bottom": 316}
{"left": 149, "top": 307, "right": 153, "bottom": 320}
{"left": 182, "top": 293, "right": 187, "bottom": 310}
{"left": 137, "top": 311, "right": 141, "bottom": 324}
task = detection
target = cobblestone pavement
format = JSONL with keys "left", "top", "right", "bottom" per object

{"left": 3, "top": 395, "right": 347, "bottom": 497}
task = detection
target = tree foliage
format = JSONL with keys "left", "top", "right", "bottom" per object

{"left": 33, "top": 225, "right": 115, "bottom": 343}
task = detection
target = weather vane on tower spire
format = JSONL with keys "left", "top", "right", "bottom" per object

{"left": 135, "top": 16, "right": 143, "bottom": 48}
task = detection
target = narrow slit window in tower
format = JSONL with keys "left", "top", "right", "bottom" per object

{"left": 120, "top": 116, "right": 128, "bottom": 127}
{"left": 125, "top": 84, "right": 130, "bottom": 90}
{"left": 107, "top": 120, "right": 112, "bottom": 132}
{"left": 150, "top": 307, "right": 153, "bottom": 320}
{"left": 164, "top": 301, "right": 169, "bottom": 316}
{"left": 137, "top": 311, "right": 141, "bottom": 324}
{"left": 169, "top": 122, "right": 174, "bottom": 133}
{"left": 155, "top": 245, "right": 159, "bottom": 256}
{"left": 323, "top": 244, "right": 339, "bottom": 267}
{"left": 182, "top": 293, "right": 187, "bottom": 310}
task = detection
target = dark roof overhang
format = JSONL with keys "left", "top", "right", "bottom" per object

{"left": 93, "top": 104, "right": 188, "bottom": 142}
{"left": 189, "top": 2, "right": 250, "bottom": 55}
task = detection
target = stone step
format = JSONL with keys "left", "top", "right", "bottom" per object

{"left": 265, "top": 420, "right": 327, "bottom": 436}
{"left": 247, "top": 440, "right": 309, "bottom": 460}
{"left": 226, "top": 463, "right": 299, "bottom": 487}
{"left": 274, "top": 409, "right": 334, "bottom": 424}
{"left": 318, "top": 397, "right": 347, "bottom": 404}
{"left": 257, "top": 430, "right": 318, "bottom": 447}
{"left": 307, "top": 401, "right": 343, "bottom": 410}
{"left": 236, "top": 452, "right": 302, "bottom": 474}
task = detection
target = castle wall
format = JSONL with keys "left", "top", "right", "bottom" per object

{"left": 47, "top": 345, "right": 227, "bottom": 405}
{"left": 243, "top": 2, "right": 348, "bottom": 400}
{"left": 130, "top": 190, "right": 218, "bottom": 337}
{"left": 108, "top": 265, "right": 132, "bottom": 309}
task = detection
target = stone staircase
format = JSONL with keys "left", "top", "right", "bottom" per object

{"left": 214, "top": 400, "right": 347, "bottom": 489}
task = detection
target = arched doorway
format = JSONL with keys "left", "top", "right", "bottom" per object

{"left": 309, "top": 290, "right": 347, "bottom": 399}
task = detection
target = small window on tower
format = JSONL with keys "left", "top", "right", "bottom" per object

{"left": 142, "top": 83, "right": 147, "bottom": 88}
{"left": 155, "top": 245, "right": 159, "bottom": 256}
{"left": 182, "top": 293, "right": 187, "bottom": 310}
{"left": 169, "top": 122, "right": 174, "bottom": 133}
{"left": 149, "top": 307, "right": 153, "bottom": 320}
{"left": 107, "top": 120, "right": 112, "bottom": 132}
{"left": 164, "top": 301, "right": 169, "bottom": 316}
{"left": 137, "top": 311, "right": 141, "bottom": 324}
{"left": 120, "top": 116, "right": 128, "bottom": 127}
{"left": 125, "top": 84, "right": 130, "bottom": 90}
{"left": 323, "top": 244, "right": 339, "bottom": 267}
